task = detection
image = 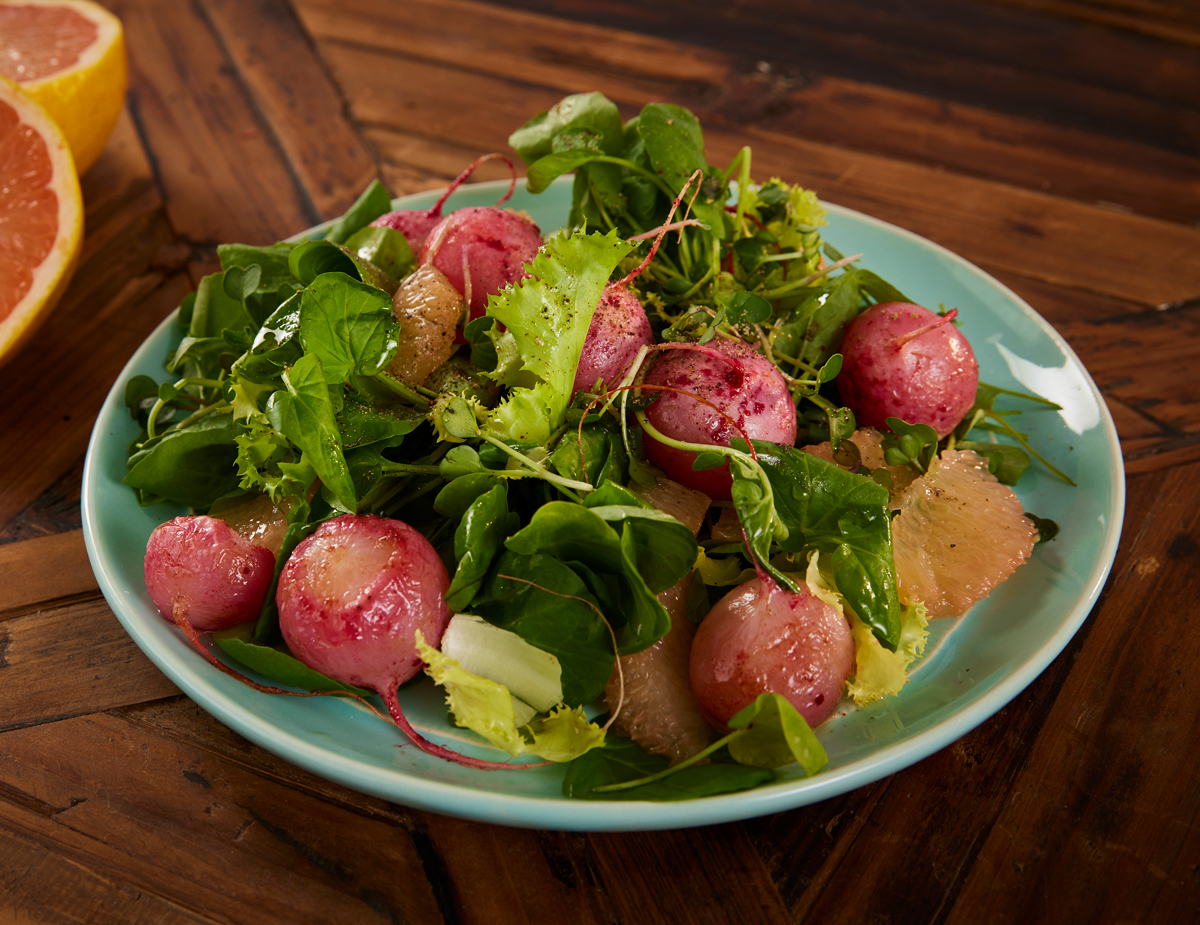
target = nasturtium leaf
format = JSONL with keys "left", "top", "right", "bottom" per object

{"left": 727, "top": 693, "right": 828, "bottom": 775}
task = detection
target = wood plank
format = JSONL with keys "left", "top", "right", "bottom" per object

{"left": 199, "top": 0, "right": 380, "bottom": 221}
{"left": 483, "top": 0, "right": 1200, "bottom": 156}
{"left": 299, "top": 0, "right": 1200, "bottom": 227}
{"left": 0, "top": 532, "right": 98, "bottom": 614}
{"left": 108, "top": 0, "right": 317, "bottom": 251}
{"left": 0, "top": 825, "right": 217, "bottom": 925}
{"left": 585, "top": 826, "right": 792, "bottom": 925}
{"left": 0, "top": 455, "right": 84, "bottom": 546}
{"left": 310, "top": 42, "right": 1200, "bottom": 307}
{"left": 0, "top": 712, "right": 446, "bottom": 925}
{"left": 944, "top": 462, "right": 1200, "bottom": 921}
{"left": 0, "top": 598, "right": 179, "bottom": 732}
{"left": 1056, "top": 306, "right": 1200, "bottom": 437}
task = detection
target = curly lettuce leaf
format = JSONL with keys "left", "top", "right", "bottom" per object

{"left": 416, "top": 632, "right": 605, "bottom": 762}
{"left": 483, "top": 230, "right": 632, "bottom": 445}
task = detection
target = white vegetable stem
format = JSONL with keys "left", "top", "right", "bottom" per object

{"left": 439, "top": 614, "right": 563, "bottom": 713}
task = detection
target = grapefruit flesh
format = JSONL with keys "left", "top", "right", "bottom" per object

{"left": 0, "top": 77, "right": 82, "bottom": 363}
{"left": 0, "top": 0, "right": 127, "bottom": 174}
{"left": 891, "top": 449, "right": 1037, "bottom": 618}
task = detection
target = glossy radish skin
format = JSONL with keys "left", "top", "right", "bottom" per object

{"left": 642, "top": 340, "right": 797, "bottom": 500}
{"left": 276, "top": 514, "right": 451, "bottom": 690}
{"left": 370, "top": 209, "right": 443, "bottom": 256}
{"left": 144, "top": 516, "right": 275, "bottom": 632}
{"left": 573, "top": 282, "right": 653, "bottom": 395}
{"left": 689, "top": 577, "right": 854, "bottom": 729}
{"left": 837, "top": 302, "right": 979, "bottom": 438}
{"left": 419, "top": 207, "right": 543, "bottom": 321}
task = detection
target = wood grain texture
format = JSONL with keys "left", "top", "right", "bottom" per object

{"left": 2, "top": 0, "right": 1197, "bottom": 921}
{"left": 0, "top": 532, "right": 98, "bottom": 614}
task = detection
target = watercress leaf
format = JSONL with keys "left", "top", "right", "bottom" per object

{"left": 269, "top": 353, "right": 356, "bottom": 513}
{"left": 636, "top": 103, "right": 725, "bottom": 238}
{"left": 753, "top": 442, "right": 902, "bottom": 650}
{"left": 473, "top": 550, "right": 614, "bottom": 706}
{"left": 509, "top": 91, "right": 624, "bottom": 163}
{"left": 298, "top": 272, "right": 399, "bottom": 384}
{"left": 342, "top": 225, "right": 416, "bottom": 281}
{"left": 526, "top": 149, "right": 610, "bottom": 194}
{"left": 217, "top": 638, "right": 371, "bottom": 695}
{"left": 562, "top": 735, "right": 772, "bottom": 801}
{"left": 957, "top": 440, "right": 1031, "bottom": 485}
{"left": 729, "top": 462, "right": 798, "bottom": 593}
{"left": 447, "top": 485, "right": 519, "bottom": 612}
{"left": 692, "top": 451, "right": 727, "bottom": 471}
{"left": 725, "top": 290, "right": 772, "bottom": 325}
{"left": 123, "top": 413, "right": 241, "bottom": 508}
{"left": 322, "top": 179, "right": 392, "bottom": 245}
{"left": 727, "top": 692, "right": 828, "bottom": 775}
{"left": 483, "top": 230, "right": 632, "bottom": 445}
{"left": 439, "top": 445, "right": 484, "bottom": 480}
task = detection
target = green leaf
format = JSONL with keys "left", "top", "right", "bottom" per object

{"left": 323, "top": 179, "right": 392, "bottom": 245}
{"left": 473, "top": 551, "right": 615, "bottom": 706}
{"left": 267, "top": 354, "right": 356, "bottom": 512}
{"left": 754, "top": 442, "right": 902, "bottom": 650}
{"left": 447, "top": 485, "right": 519, "bottom": 612}
{"left": 726, "top": 693, "right": 828, "bottom": 775}
{"left": 343, "top": 225, "right": 416, "bottom": 281}
{"left": 217, "top": 638, "right": 371, "bottom": 695}
{"left": 636, "top": 102, "right": 725, "bottom": 238}
{"left": 298, "top": 272, "right": 400, "bottom": 384}
{"left": 417, "top": 632, "right": 605, "bottom": 762}
{"left": 562, "top": 736, "right": 772, "bottom": 801}
{"left": 957, "top": 440, "right": 1030, "bottom": 485}
{"left": 483, "top": 230, "right": 632, "bottom": 445}
{"left": 509, "top": 91, "right": 624, "bottom": 164}
{"left": 123, "top": 414, "right": 241, "bottom": 508}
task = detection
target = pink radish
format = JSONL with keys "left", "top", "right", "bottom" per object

{"left": 420, "top": 206, "right": 543, "bottom": 322}
{"left": 144, "top": 515, "right": 275, "bottom": 632}
{"left": 837, "top": 302, "right": 979, "bottom": 438}
{"left": 370, "top": 153, "right": 517, "bottom": 256}
{"left": 275, "top": 513, "right": 524, "bottom": 770}
{"left": 572, "top": 283, "right": 653, "bottom": 395}
{"left": 689, "top": 576, "right": 854, "bottom": 729}
{"left": 641, "top": 339, "right": 797, "bottom": 500}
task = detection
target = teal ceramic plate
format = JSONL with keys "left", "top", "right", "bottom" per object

{"left": 82, "top": 178, "right": 1124, "bottom": 831}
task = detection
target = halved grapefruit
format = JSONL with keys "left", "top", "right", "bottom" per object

{"left": 0, "top": 76, "right": 83, "bottom": 365}
{"left": 0, "top": 0, "right": 126, "bottom": 174}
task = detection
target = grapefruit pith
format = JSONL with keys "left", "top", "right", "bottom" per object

{"left": 0, "top": 0, "right": 127, "bottom": 174}
{"left": 0, "top": 75, "right": 83, "bottom": 365}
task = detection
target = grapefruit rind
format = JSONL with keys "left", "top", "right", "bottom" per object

{"left": 0, "top": 76, "right": 83, "bottom": 366}
{"left": 2, "top": 0, "right": 127, "bottom": 174}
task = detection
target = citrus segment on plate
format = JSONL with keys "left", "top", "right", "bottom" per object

{"left": 0, "top": 75, "right": 82, "bottom": 365}
{"left": 0, "top": 0, "right": 126, "bottom": 174}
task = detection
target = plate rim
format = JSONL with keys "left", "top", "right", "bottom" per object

{"left": 81, "top": 177, "right": 1125, "bottom": 831}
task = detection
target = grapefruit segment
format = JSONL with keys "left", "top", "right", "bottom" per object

{"left": 0, "top": 75, "right": 82, "bottom": 364}
{"left": 891, "top": 449, "right": 1037, "bottom": 618}
{"left": 0, "top": 0, "right": 127, "bottom": 174}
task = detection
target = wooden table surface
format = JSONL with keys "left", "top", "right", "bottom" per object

{"left": 3, "top": 1, "right": 1199, "bottom": 921}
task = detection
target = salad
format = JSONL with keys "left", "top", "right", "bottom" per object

{"left": 124, "top": 92, "right": 1064, "bottom": 800}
